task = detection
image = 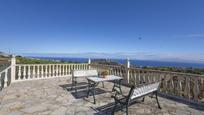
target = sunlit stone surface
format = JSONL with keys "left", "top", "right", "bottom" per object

{"left": 0, "top": 77, "right": 203, "bottom": 115}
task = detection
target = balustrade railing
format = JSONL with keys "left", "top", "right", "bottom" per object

{"left": 90, "top": 64, "right": 204, "bottom": 103}
{"left": 15, "top": 63, "right": 89, "bottom": 81}
{"left": 1, "top": 56, "right": 204, "bottom": 104}
{"left": 91, "top": 64, "right": 127, "bottom": 78}
{"left": 0, "top": 66, "right": 11, "bottom": 89}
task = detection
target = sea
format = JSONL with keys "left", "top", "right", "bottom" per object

{"left": 28, "top": 57, "right": 204, "bottom": 69}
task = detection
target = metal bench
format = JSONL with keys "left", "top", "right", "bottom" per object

{"left": 111, "top": 81, "right": 161, "bottom": 115}
{"left": 71, "top": 69, "right": 99, "bottom": 92}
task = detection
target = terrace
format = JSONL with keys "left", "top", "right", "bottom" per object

{"left": 0, "top": 56, "right": 204, "bottom": 115}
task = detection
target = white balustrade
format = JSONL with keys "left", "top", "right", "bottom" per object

{"left": 32, "top": 65, "right": 35, "bottom": 78}
{"left": 37, "top": 65, "right": 40, "bottom": 78}
{"left": 23, "top": 66, "right": 26, "bottom": 79}
{"left": 18, "top": 65, "right": 21, "bottom": 79}
{"left": 4, "top": 70, "right": 8, "bottom": 87}
{"left": 45, "top": 65, "right": 47, "bottom": 78}
{"left": 0, "top": 66, "right": 11, "bottom": 88}
{"left": 13, "top": 63, "right": 88, "bottom": 82}
{"left": 28, "top": 65, "right": 31, "bottom": 79}
{"left": 64, "top": 65, "right": 67, "bottom": 75}
{"left": 90, "top": 63, "right": 204, "bottom": 103}
{"left": 62, "top": 65, "right": 64, "bottom": 76}
{"left": 49, "top": 65, "right": 52, "bottom": 77}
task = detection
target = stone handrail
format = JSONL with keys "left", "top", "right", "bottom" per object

{"left": 90, "top": 64, "right": 204, "bottom": 103}
{"left": 0, "top": 66, "right": 11, "bottom": 89}
{"left": 15, "top": 63, "right": 89, "bottom": 82}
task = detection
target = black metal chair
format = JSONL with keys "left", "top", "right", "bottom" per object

{"left": 111, "top": 81, "right": 162, "bottom": 115}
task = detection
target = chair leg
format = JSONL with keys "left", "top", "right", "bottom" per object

{"left": 126, "top": 105, "right": 129, "bottom": 115}
{"left": 87, "top": 85, "right": 90, "bottom": 98}
{"left": 71, "top": 77, "right": 74, "bottom": 90}
{"left": 142, "top": 97, "right": 145, "bottom": 102}
{"left": 102, "top": 82, "right": 104, "bottom": 88}
{"left": 111, "top": 102, "right": 117, "bottom": 115}
{"left": 93, "top": 87, "right": 96, "bottom": 104}
{"left": 155, "top": 92, "right": 162, "bottom": 109}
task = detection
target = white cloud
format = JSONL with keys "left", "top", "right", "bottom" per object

{"left": 21, "top": 52, "right": 204, "bottom": 64}
{"left": 175, "top": 34, "right": 204, "bottom": 38}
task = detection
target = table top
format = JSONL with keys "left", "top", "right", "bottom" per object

{"left": 87, "top": 75, "right": 123, "bottom": 82}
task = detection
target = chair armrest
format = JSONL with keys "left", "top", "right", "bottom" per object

{"left": 111, "top": 94, "right": 128, "bottom": 105}
{"left": 111, "top": 95, "right": 127, "bottom": 105}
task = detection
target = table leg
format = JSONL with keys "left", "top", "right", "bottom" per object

{"left": 87, "top": 80, "right": 99, "bottom": 104}
{"left": 74, "top": 77, "right": 77, "bottom": 93}
{"left": 112, "top": 79, "right": 122, "bottom": 94}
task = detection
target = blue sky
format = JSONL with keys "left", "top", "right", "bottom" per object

{"left": 0, "top": 0, "right": 204, "bottom": 63}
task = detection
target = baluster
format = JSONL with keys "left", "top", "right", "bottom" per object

{"left": 49, "top": 65, "right": 51, "bottom": 77}
{"left": 193, "top": 77, "right": 199, "bottom": 101}
{"left": 62, "top": 65, "right": 64, "bottom": 76}
{"left": 37, "top": 65, "right": 40, "bottom": 78}
{"left": 138, "top": 70, "right": 141, "bottom": 84}
{"left": 53, "top": 65, "right": 55, "bottom": 77}
{"left": 64, "top": 65, "right": 67, "bottom": 75}
{"left": 77, "top": 64, "right": 79, "bottom": 70}
{"left": 27, "top": 65, "right": 31, "bottom": 79}
{"left": 75, "top": 64, "right": 77, "bottom": 70}
{"left": 73, "top": 64, "right": 75, "bottom": 70}
{"left": 18, "top": 65, "right": 21, "bottom": 80}
{"left": 146, "top": 71, "right": 150, "bottom": 83}
{"left": 82, "top": 64, "right": 85, "bottom": 70}
{"left": 59, "top": 65, "right": 62, "bottom": 76}
{"left": 32, "top": 65, "right": 35, "bottom": 78}
{"left": 140, "top": 70, "right": 144, "bottom": 82}
{"left": 80, "top": 64, "right": 82, "bottom": 70}
{"left": 72, "top": 64, "right": 74, "bottom": 71}
{"left": 83, "top": 64, "right": 85, "bottom": 70}
{"left": 69, "top": 65, "right": 71, "bottom": 74}
{"left": 45, "top": 65, "right": 47, "bottom": 78}
{"left": 67, "top": 65, "right": 70, "bottom": 75}
{"left": 177, "top": 77, "right": 182, "bottom": 97}
{"left": 184, "top": 77, "right": 191, "bottom": 99}
{"left": 0, "top": 74, "right": 1, "bottom": 87}
{"left": 69, "top": 65, "right": 72, "bottom": 75}
{"left": 85, "top": 64, "right": 88, "bottom": 69}
{"left": 56, "top": 65, "right": 59, "bottom": 76}
{"left": 119, "top": 69, "right": 122, "bottom": 77}
{"left": 4, "top": 70, "right": 8, "bottom": 87}
{"left": 67, "top": 65, "right": 69, "bottom": 75}
{"left": 133, "top": 70, "right": 137, "bottom": 85}
{"left": 64, "top": 65, "right": 66, "bottom": 75}
{"left": 70, "top": 64, "right": 73, "bottom": 74}
{"left": 171, "top": 76, "right": 175, "bottom": 95}
{"left": 41, "top": 65, "right": 44, "bottom": 78}
{"left": 23, "top": 66, "right": 26, "bottom": 79}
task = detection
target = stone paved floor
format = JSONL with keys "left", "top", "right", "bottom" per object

{"left": 0, "top": 77, "right": 203, "bottom": 115}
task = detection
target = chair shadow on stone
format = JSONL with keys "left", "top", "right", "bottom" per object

{"left": 93, "top": 99, "right": 141, "bottom": 115}
{"left": 59, "top": 82, "right": 107, "bottom": 99}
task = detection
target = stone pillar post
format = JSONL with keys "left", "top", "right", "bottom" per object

{"left": 10, "top": 55, "right": 16, "bottom": 83}
{"left": 126, "top": 58, "right": 130, "bottom": 83}
{"left": 88, "top": 58, "right": 91, "bottom": 69}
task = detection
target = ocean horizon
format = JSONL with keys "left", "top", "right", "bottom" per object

{"left": 28, "top": 56, "right": 204, "bottom": 69}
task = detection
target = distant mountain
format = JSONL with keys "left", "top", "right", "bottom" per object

{"left": 0, "top": 51, "right": 10, "bottom": 57}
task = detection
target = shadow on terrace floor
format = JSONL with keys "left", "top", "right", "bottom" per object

{"left": 60, "top": 82, "right": 107, "bottom": 99}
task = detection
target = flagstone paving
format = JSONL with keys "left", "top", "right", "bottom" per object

{"left": 0, "top": 77, "right": 203, "bottom": 115}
